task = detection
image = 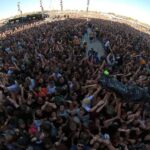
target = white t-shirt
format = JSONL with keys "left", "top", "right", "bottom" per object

{"left": 5, "top": 47, "right": 11, "bottom": 53}
{"left": 82, "top": 95, "right": 94, "bottom": 112}
{"left": 47, "top": 85, "right": 56, "bottom": 94}
{"left": 7, "top": 82, "right": 19, "bottom": 92}
{"left": 105, "top": 41, "right": 110, "bottom": 48}
{"left": 52, "top": 72, "right": 62, "bottom": 78}
{"left": 29, "top": 79, "right": 35, "bottom": 91}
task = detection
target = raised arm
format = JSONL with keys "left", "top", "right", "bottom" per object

{"left": 90, "top": 92, "right": 111, "bottom": 113}
{"left": 7, "top": 96, "right": 19, "bottom": 108}
{"left": 82, "top": 84, "right": 97, "bottom": 89}
{"left": 41, "top": 101, "right": 57, "bottom": 111}
{"left": 91, "top": 136, "right": 116, "bottom": 150}
{"left": 131, "top": 66, "right": 141, "bottom": 80}
{"left": 93, "top": 86, "right": 102, "bottom": 99}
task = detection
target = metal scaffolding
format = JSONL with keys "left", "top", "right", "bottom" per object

{"left": 86, "top": 0, "right": 90, "bottom": 12}
{"left": 40, "top": 0, "right": 44, "bottom": 17}
{"left": 17, "top": 1, "right": 22, "bottom": 17}
{"left": 60, "top": 0, "right": 63, "bottom": 11}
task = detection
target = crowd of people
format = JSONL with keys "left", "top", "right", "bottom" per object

{"left": 0, "top": 17, "right": 150, "bottom": 150}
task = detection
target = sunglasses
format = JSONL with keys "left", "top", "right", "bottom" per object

{"left": 77, "top": 144, "right": 84, "bottom": 148}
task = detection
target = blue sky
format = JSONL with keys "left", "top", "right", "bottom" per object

{"left": 0, "top": 0, "right": 150, "bottom": 24}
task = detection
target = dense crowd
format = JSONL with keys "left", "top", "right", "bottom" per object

{"left": 0, "top": 18, "right": 150, "bottom": 150}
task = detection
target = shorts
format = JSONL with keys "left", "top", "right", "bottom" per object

{"left": 90, "top": 37, "right": 94, "bottom": 41}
